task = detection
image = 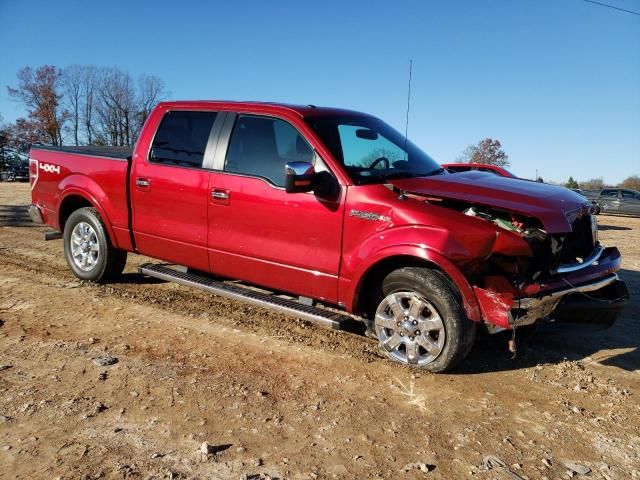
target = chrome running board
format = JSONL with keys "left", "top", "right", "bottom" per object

{"left": 138, "top": 263, "right": 356, "bottom": 331}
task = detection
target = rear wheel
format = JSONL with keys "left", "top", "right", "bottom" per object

{"left": 373, "top": 267, "right": 476, "bottom": 372}
{"left": 63, "top": 207, "right": 127, "bottom": 282}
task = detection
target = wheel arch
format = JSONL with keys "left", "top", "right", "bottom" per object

{"left": 348, "top": 249, "right": 482, "bottom": 323}
{"left": 58, "top": 189, "right": 120, "bottom": 249}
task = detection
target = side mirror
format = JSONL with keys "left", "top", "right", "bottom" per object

{"left": 285, "top": 161, "right": 315, "bottom": 193}
{"left": 285, "top": 161, "right": 340, "bottom": 198}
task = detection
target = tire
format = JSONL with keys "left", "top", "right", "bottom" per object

{"left": 63, "top": 207, "right": 127, "bottom": 282}
{"left": 372, "top": 267, "right": 476, "bottom": 373}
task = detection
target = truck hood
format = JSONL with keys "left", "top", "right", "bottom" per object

{"left": 388, "top": 171, "right": 590, "bottom": 233}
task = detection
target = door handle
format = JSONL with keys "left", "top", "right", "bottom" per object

{"left": 211, "top": 190, "right": 228, "bottom": 200}
{"left": 136, "top": 177, "right": 151, "bottom": 188}
{"left": 210, "top": 188, "right": 230, "bottom": 205}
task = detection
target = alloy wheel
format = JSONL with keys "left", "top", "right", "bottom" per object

{"left": 374, "top": 291, "right": 446, "bottom": 366}
{"left": 70, "top": 222, "right": 100, "bottom": 271}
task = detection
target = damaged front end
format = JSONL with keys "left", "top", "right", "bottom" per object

{"left": 460, "top": 204, "right": 629, "bottom": 332}
{"left": 386, "top": 175, "right": 629, "bottom": 333}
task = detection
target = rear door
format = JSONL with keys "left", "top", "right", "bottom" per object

{"left": 131, "top": 110, "right": 222, "bottom": 270}
{"left": 206, "top": 113, "right": 344, "bottom": 302}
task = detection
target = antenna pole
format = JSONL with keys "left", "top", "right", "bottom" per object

{"left": 403, "top": 59, "right": 413, "bottom": 159}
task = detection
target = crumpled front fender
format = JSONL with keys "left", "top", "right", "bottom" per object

{"left": 342, "top": 240, "right": 483, "bottom": 322}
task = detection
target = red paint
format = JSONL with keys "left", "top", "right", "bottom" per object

{"left": 30, "top": 101, "right": 624, "bottom": 330}
{"left": 388, "top": 175, "right": 589, "bottom": 234}
{"left": 207, "top": 171, "right": 344, "bottom": 302}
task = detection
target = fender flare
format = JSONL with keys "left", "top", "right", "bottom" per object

{"left": 344, "top": 245, "right": 482, "bottom": 322}
{"left": 57, "top": 181, "right": 120, "bottom": 249}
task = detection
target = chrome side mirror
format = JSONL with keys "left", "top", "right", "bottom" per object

{"left": 285, "top": 161, "right": 315, "bottom": 193}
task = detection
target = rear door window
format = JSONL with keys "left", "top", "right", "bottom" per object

{"left": 224, "top": 115, "right": 313, "bottom": 187}
{"left": 621, "top": 190, "right": 637, "bottom": 199}
{"left": 150, "top": 111, "right": 217, "bottom": 168}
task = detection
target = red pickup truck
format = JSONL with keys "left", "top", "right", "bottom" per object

{"left": 29, "top": 101, "right": 628, "bottom": 372}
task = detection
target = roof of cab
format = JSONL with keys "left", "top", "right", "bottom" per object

{"left": 156, "top": 100, "right": 370, "bottom": 119}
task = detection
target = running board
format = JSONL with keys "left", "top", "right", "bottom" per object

{"left": 138, "top": 263, "right": 356, "bottom": 331}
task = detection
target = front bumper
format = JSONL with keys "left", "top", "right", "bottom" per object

{"left": 474, "top": 246, "right": 629, "bottom": 329}
{"left": 511, "top": 274, "right": 628, "bottom": 327}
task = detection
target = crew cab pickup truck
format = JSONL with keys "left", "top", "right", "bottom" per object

{"left": 29, "top": 101, "right": 629, "bottom": 372}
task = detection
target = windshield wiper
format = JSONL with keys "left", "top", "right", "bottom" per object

{"left": 354, "top": 169, "right": 444, "bottom": 185}
{"left": 424, "top": 167, "right": 445, "bottom": 176}
{"left": 381, "top": 169, "right": 443, "bottom": 180}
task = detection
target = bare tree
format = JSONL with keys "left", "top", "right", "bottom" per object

{"left": 95, "top": 68, "right": 137, "bottom": 146}
{"left": 61, "top": 65, "right": 84, "bottom": 145}
{"left": 136, "top": 74, "right": 166, "bottom": 136}
{"left": 8, "top": 119, "right": 41, "bottom": 154}
{"left": 7, "top": 65, "right": 67, "bottom": 146}
{"left": 80, "top": 65, "right": 99, "bottom": 145}
{"left": 457, "top": 138, "right": 510, "bottom": 167}
{"left": 8, "top": 64, "right": 168, "bottom": 148}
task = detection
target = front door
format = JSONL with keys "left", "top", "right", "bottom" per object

{"left": 131, "top": 110, "right": 219, "bottom": 270}
{"left": 207, "top": 114, "right": 344, "bottom": 302}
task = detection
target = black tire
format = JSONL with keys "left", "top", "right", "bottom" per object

{"left": 374, "top": 267, "right": 476, "bottom": 373}
{"left": 63, "top": 207, "right": 127, "bottom": 282}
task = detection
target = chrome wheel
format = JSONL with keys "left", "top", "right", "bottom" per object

{"left": 375, "top": 291, "right": 446, "bottom": 366}
{"left": 70, "top": 222, "right": 100, "bottom": 271}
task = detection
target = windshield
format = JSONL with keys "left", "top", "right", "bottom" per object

{"left": 305, "top": 114, "right": 442, "bottom": 184}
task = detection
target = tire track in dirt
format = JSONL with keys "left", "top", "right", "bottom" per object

{"left": 0, "top": 234, "right": 384, "bottom": 366}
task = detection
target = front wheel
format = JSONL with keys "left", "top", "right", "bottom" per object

{"left": 373, "top": 267, "right": 476, "bottom": 372}
{"left": 63, "top": 207, "right": 127, "bottom": 282}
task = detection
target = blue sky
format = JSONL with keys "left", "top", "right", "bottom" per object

{"left": 1, "top": 0, "right": 638, "bottom": 184}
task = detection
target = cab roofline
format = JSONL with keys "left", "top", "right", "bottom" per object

{"left": 156, "top": 100, "right": 371, "bottom": 119}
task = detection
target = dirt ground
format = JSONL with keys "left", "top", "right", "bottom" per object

{"left": 0, "top": 182, "right": 638, "bottom": 480}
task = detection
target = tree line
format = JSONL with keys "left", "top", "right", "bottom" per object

{"left": 458, "top": 138, "right": 638, "bottom": 190}
{"left": 565, "top": 175, "right": 640, "bottom": 191}
{"left": 1, "top": 64, "right": 167, "bottom": 154}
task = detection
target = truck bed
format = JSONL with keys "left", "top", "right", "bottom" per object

{"left": 32, "top": 145, "right": 133, "bottom": 160}
{"left": 30, "top": 145, "right": 133, "bottom": 250}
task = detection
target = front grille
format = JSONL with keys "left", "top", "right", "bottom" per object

{"left": 558, "top": 214, "right": 596, "bottom": 264}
